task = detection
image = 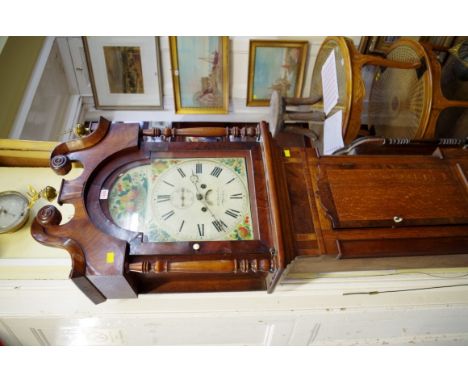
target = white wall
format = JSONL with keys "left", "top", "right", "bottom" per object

{"left": 83, "top": 36, "right": 361, "bottom": 124}
{"left": 8, "top": 36, "right": 362, "bottom": 140}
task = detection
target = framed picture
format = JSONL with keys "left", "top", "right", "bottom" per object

{"left": 419, "top": 36, "right": 456, "bottom": 64}
{"left": 359, "top": 36, "right": 401, "bottom": 55}
{"left": 246, "top": 40, "right": 308, "bottom": 106}
{"left": 169, "top": 36, "right": 229, "bottom": 114}
{"left": 419, "top": 36, "right": 456, "bottom": 49}
{"left": 359, "top": 36, "right": 457, "bottom": 64}
{"left": 83, "top": 37, "right": 163, "bottom": 110}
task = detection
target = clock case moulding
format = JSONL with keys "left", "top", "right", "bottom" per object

{"left": 31, "top": 118, "right": 293, "bottom": 304}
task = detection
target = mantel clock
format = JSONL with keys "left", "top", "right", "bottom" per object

{"left": 31, "top": 118, "right": 291, "bottom": 304}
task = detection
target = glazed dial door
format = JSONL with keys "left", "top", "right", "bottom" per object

{"left": 108, "top": 157, "right": 254, "bottom": 242}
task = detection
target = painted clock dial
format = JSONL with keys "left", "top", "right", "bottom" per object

{"left": 108, "top": 157, "right": 254, "bottom": 242}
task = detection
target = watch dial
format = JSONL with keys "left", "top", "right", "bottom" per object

{"left": 108, "top": 157, "right": 254, "bottom": 242}
{"left": 0, "top": 192, "right": 29, "bottom": 233}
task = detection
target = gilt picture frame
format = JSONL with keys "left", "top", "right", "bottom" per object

{"left": 246, "top": 40, "right": 308, "bottom": 107}
{"left": 83, "top": 36, "right": 163, "bottom": 110}
{"left": 169, "top": 36, "right": 230, "bottom": 114}
{"left": 419, "top": 36, "right": 456, "bottom": 63}
{"left": 358, "top": 36, "right": 401, "bottom": 55}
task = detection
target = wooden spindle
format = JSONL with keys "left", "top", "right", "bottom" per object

{"left": 127, "top": 259, "right": 271, "bottom": 275}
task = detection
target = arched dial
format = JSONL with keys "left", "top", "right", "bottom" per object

{"left": 108, "top": 157, "right": 254, "bottom": 242}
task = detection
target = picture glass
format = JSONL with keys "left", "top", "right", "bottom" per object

{"left": 103, "top": 46, "right": 145, "bottom": 94}
{"left": 252, "top": 46, "right": 302, "bottom": 100}
{"left": 84, "top": 37, "right": 163, "bottom": 109}
{"left": 176, "top": 37, "right": 225, "bottom": 109}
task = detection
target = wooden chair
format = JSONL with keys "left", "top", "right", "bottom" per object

{"left": 310, "top": 37, "right": 423, "bottom": 144}
{"left": 421, "top": 41, "right": 468, "bottom": 138}
{"left": 368, "top": 38, "right": 468, "bottom": 140}
{"left": 272, "top": 37, "right": 423, "bottom": 145}
{"left": 368, "top": 39, "right": 433, "bottom": 140}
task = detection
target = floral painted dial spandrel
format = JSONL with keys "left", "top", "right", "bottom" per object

{"left": 108, "top": 157, "right": 254, "bottom": 242}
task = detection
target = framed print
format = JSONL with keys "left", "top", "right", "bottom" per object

{"left": 359, "top": 36, "right": 401, "bottom": 54}
{"left": 419, "top": 36, "right": 456, "bottom": 47}
{"left": 83, "top": 36, "right": 163, "bottom": 110}
{"left": 169, "top": 36, "right": 229, "bottom": 114}
{"left": 419, "top": 36, "right": 456, "bottom": 64}
{"left": 247, "top": 40, "right": 308, "bottom": 106}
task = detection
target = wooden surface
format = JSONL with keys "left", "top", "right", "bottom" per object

{"left": 305, "top": 147, "right": 468, "bottom": 259}
{"left": 260, "top": 121, "right": 294, "bottom": 291}
{"left": 288, "top": 253, "right": 468, "bottom": 274}
{"left": 281, "top": 147, "right": 323, "bottom": 258}
{"left": 317, "top": 159, "right": 468, "bottom": 228}
{"left": 277, "top": 144, "right": 468, "bottom": 263}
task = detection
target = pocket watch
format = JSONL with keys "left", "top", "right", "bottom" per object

{"left": 0, "top": 191, "right": 30, "bottom": 233}
{"left": 0, "top": 186, "right": 57, "bottom": 234}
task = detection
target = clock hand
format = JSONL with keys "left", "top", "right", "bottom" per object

{"left": 189, "top": 172, "right": 203, "bottom": 200}
{"left": 190, "top": 172, "right": 225, "bottom": 231}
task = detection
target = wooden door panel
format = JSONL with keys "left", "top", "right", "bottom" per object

{"left": 318, "top": 164, "right": 468, "bottom": 228}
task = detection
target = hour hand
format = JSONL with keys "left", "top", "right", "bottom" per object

{"left": 189, "top": 171, "right": 199, "bottom": 184}
{"left": 189, "top": 172, "right": 203, "bottom": 200}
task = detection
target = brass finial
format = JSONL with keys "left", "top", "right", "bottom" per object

{"left": 73, "top": 123, "right": 92, "bottom": 138}
{"left": 27, "top": 185, "right": 58, "bottom": 208}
